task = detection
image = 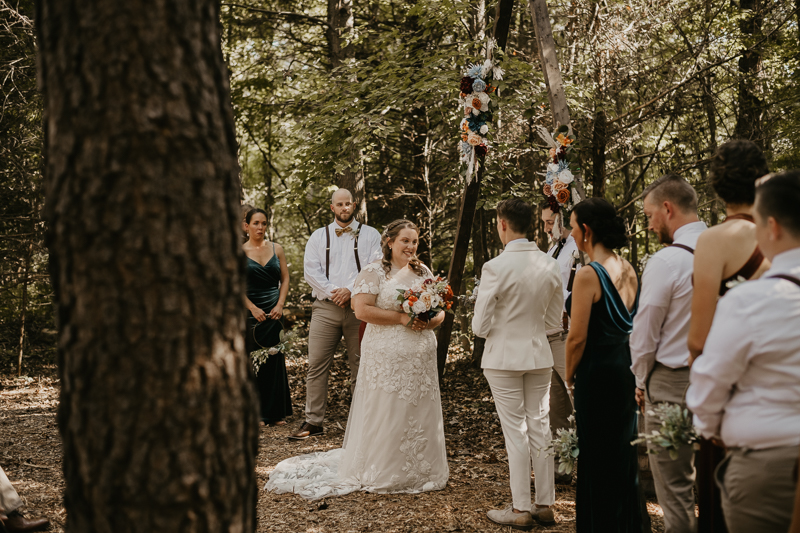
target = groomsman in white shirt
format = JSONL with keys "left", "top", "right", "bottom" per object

{"left": 687, "top": 170, "right": 800, "bottom": 533}
{"left": 473, "top": 198, "right": 563, "bottom": 530}
{"left": 540, "top": 201, "right": 580, "bottom": 484}
{"left": 631, "top": 174, "right": 707, "bottom": 533}
{"left": 290, "top": 188, "right": 382, "bottom": 440}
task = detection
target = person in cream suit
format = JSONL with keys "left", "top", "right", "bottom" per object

{"left": 473, "top": 198, "right": 564, "bottom": 531}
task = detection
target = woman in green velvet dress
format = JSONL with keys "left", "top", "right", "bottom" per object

{"left": 565, "top": 198, "right": 644, "bottom": 532}
{"left": 244, "top": 208, "right": 292, "bottom": 426}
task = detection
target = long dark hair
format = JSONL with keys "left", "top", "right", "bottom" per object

{"left": 572, "top": 198, "right": 628, "bottom": 250}
{"left": 381, "top": 220, "right": 426, "bottom": 277}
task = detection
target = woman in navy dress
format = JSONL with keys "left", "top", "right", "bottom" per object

{"left": 244, "top": 208, "right": 292, "bottom": 426}
{"left": 565, "top": 198, "right": 644, "bottom": 532}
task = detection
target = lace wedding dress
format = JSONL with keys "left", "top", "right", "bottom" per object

{"left": 265, "top": 262, "right": 449, "bottom": 499}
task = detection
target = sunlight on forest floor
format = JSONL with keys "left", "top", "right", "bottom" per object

{"left": 1, "top": 347, "right": 666, "bottom": 532}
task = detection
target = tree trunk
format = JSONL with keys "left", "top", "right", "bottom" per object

{"left": 528, "top": 0, "right": 569, "bottom": 128}
{"left": 17, "top": 240, "right": 33, "bottom": 376}
{"left": 36, "top": 1, "right": 259, "bottom": 531}
{"left": 733, "top": 0, "right": 764, "bottom": 148}
{"left": 591, "top": 108, "right": 606, "bottom": 198}
{"left": 436, "top": 0, "right": 515, "bottom": 379}
{"left": 325, "top": 0, "right": 367, "bottom": 221}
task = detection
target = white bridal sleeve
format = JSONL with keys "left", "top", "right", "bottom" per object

{"left": 352, "top": 263, "right": 383, "bottom": 296}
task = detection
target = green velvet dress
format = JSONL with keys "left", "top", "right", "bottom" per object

{"left": 246, "top": 250, "right": 292, "bottom": 424}
{"left": 567, "top": 262, "right": 644, "bottom": 533}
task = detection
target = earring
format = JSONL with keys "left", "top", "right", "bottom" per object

{"left": 583, "top": 238, "right": 587, "bottom": 242}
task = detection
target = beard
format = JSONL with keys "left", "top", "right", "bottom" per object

{"left": 656, "top": 226, "right": 672, "bottom": 245}
{"left": 335, "top": 211, "right": 354, "bottom": 224}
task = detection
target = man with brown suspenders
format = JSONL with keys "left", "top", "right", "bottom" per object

{"left": 631, "top": 174, "right": 707, "bottom": 533}
{"left": 290, "top": 188, "right": 382, "bottom": 440}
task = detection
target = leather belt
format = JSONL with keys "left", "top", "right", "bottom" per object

{"left": 547, "top": 330, "right": 568, "bottom": 342}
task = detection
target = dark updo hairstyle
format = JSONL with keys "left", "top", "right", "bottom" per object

{"left": 572, "top": 198, "right": 629, "bottom": 250}
{"left": 708, "top": 140, "right": 769, "bottom": 206}
{"left": 381, "top": 219, "right": 427, "bottom": 277}
{"left": 755, "top": 170, "right": 800, "bottom": 238}
{"left": 245, "top": 207, "right": 268, "bottom": 224}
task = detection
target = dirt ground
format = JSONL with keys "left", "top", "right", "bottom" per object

{"left": 1, "top": 347, "right": 665, "bottom": 532}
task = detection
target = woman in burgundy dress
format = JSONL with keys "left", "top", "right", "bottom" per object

{"left": 687, "top": 140, "right": 771, "bottom": 532}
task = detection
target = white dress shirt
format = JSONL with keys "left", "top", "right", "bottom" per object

{"left": 686, "top": 247, "right": 800, "bottom": 449}
{"left": 546, "top": 234, "right": 580, "bottom": 306}
{"left": 630, "top": 221, "right": 708, "bottom": 389}
{"left": 303, "top": 220, "right": 382, "bottom": 300}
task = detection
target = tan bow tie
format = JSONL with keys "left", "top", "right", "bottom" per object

{"left": 335, "top": 226, "right": 353, "bottom": 237}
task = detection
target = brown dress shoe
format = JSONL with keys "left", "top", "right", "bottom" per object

{"left": 2, "top": 511, "right": 50, "bottom": 532}
{"left": 288, "top": 421, "right": 323, "bottom": 440}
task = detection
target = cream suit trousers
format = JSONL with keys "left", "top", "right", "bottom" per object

{"left": 484, "top": 368, "right": 555, "bottom": 511}
{"left": 0, "top": 466, "right": 22, "bottom": 514}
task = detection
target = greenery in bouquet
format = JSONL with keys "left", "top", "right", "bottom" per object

{"left": 396, "top": 276, "right": 453, "bottom": 325}
{"left": 544, "top": 414, "right": 579, "bottom": 474}
{"left": 632, "top": 403, "right": 698, "bottom": 460}
{"left": 251, "top": 326, "right": 300, "bottom": 373}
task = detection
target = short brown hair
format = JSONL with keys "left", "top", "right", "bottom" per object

{"left": 643, "top": 174, "right": 698, "bottom": 214}
{"left": 496, "top": 198, "right": 533, "bottom": 234}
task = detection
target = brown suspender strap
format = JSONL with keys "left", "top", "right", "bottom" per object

{"left": 325, "top": 223, "right": 362, "bottom": 280}
{"left": 670, "top": 243, "right": 695, "bottom": 254}
{"left": 325, "top": 225, "right": 331, "bottom": 279}
{"left": 768, "top": 274, "right": 800, "bottom": 288}
{"left": 353, "top": 222, "right": 361, "bottom": 273}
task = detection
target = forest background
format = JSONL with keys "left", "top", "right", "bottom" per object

{"left": 1, "top": 0, "right": 798, "bottom": 371}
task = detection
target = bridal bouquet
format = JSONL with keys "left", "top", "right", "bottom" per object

{"left": 397, "top": 276, "right": 454, "bottom": 324}
{"left": 631, "top": 403, "right": 698, "bottom": 460}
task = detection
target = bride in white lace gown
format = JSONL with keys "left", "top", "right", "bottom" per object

{"left": 266, "top": 220, "right": 449, "bottom": 499}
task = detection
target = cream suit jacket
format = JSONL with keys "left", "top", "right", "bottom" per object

{"left": 472, "top": 240, "right": 564, "bottom": 371}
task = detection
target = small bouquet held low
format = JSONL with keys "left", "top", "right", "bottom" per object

{"left": 397, "top": 276, "right": 454, "bottom": 325}
{"left": 251, "top": 327, "right": 299, "bottom": 373}
{"left": 543, "top": 414, "right": 579, "bottom": 475}
{"left": 631, "top": 403, "right": 698, "bottom": 460}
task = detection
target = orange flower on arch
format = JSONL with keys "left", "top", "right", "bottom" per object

{"left": 556, "top": 188, "right": 571, "bottom": 204}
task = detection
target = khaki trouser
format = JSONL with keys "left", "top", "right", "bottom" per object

{"left": 645, "top": 363, "right": 697, "bottom": 533}
{"left": 305, "top": 299, "right": 362, "bottom": 426}
{"left": 547, "top": 333, "right": 574, "bottom": 437}
{"left": 0, "top": 466, "right": 22, "bottom": 514}
{"left": 716, "top": 445, "right": 799, "bottom": 533}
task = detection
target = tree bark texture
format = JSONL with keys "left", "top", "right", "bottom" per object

{"left": 528, "top": 0, "right": 569, "bottom": 128}
{"left": 36, "top": 1, "right": 259, "bottom": 532}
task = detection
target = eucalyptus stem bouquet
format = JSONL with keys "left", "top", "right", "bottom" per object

{"left": 544, "top": 414, "right": 579, "bottom": 474}
{"left": 631, "top": 403, "right": 698, "bottom": 460}
{"left": 251, "top": 327, "right": 299, "bottom": 373}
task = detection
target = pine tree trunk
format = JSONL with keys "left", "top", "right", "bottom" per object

{"left": 36, "top": 1, "right": 259, "bottom": 531}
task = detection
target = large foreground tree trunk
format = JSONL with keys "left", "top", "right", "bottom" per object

{"left": 36, "top": 1, "right": 259, "bottom": 532}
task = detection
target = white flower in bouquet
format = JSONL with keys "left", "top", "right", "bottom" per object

{"left": 402, "top": 301, "right": 412, "bottom": 314}
{"left": 268, "top": 347, "right": 280, "bottom": 355}
{"left": 547, "top": 163, "right": 559, "bottom": 174}
{"left": 431, "top": 294, "right": 442, "bottom": 309}
{"left": 411, "top": 299, "right": 428, "bottom": 315}
{"left": 558, "top": 169, "right": 574, "bottom": 184}
{"left": 419, "top": 292, "right": 433, "bottom": 308}
{"left": 480, "top": 124, "right": 489, "bottom": 135}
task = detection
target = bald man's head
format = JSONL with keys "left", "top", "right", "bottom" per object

{"left": 330, "top": 188, "right": 355, "bottom": 225}
{"left": 331, "top": 188, "right": 354, "bottom": 204}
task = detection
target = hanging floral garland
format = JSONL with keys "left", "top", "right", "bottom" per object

{"left": 537, "top": 125, "right": 583, "bottom": 239}
{"left": 458, "top": 57, "right": 504, "bottom": 184}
